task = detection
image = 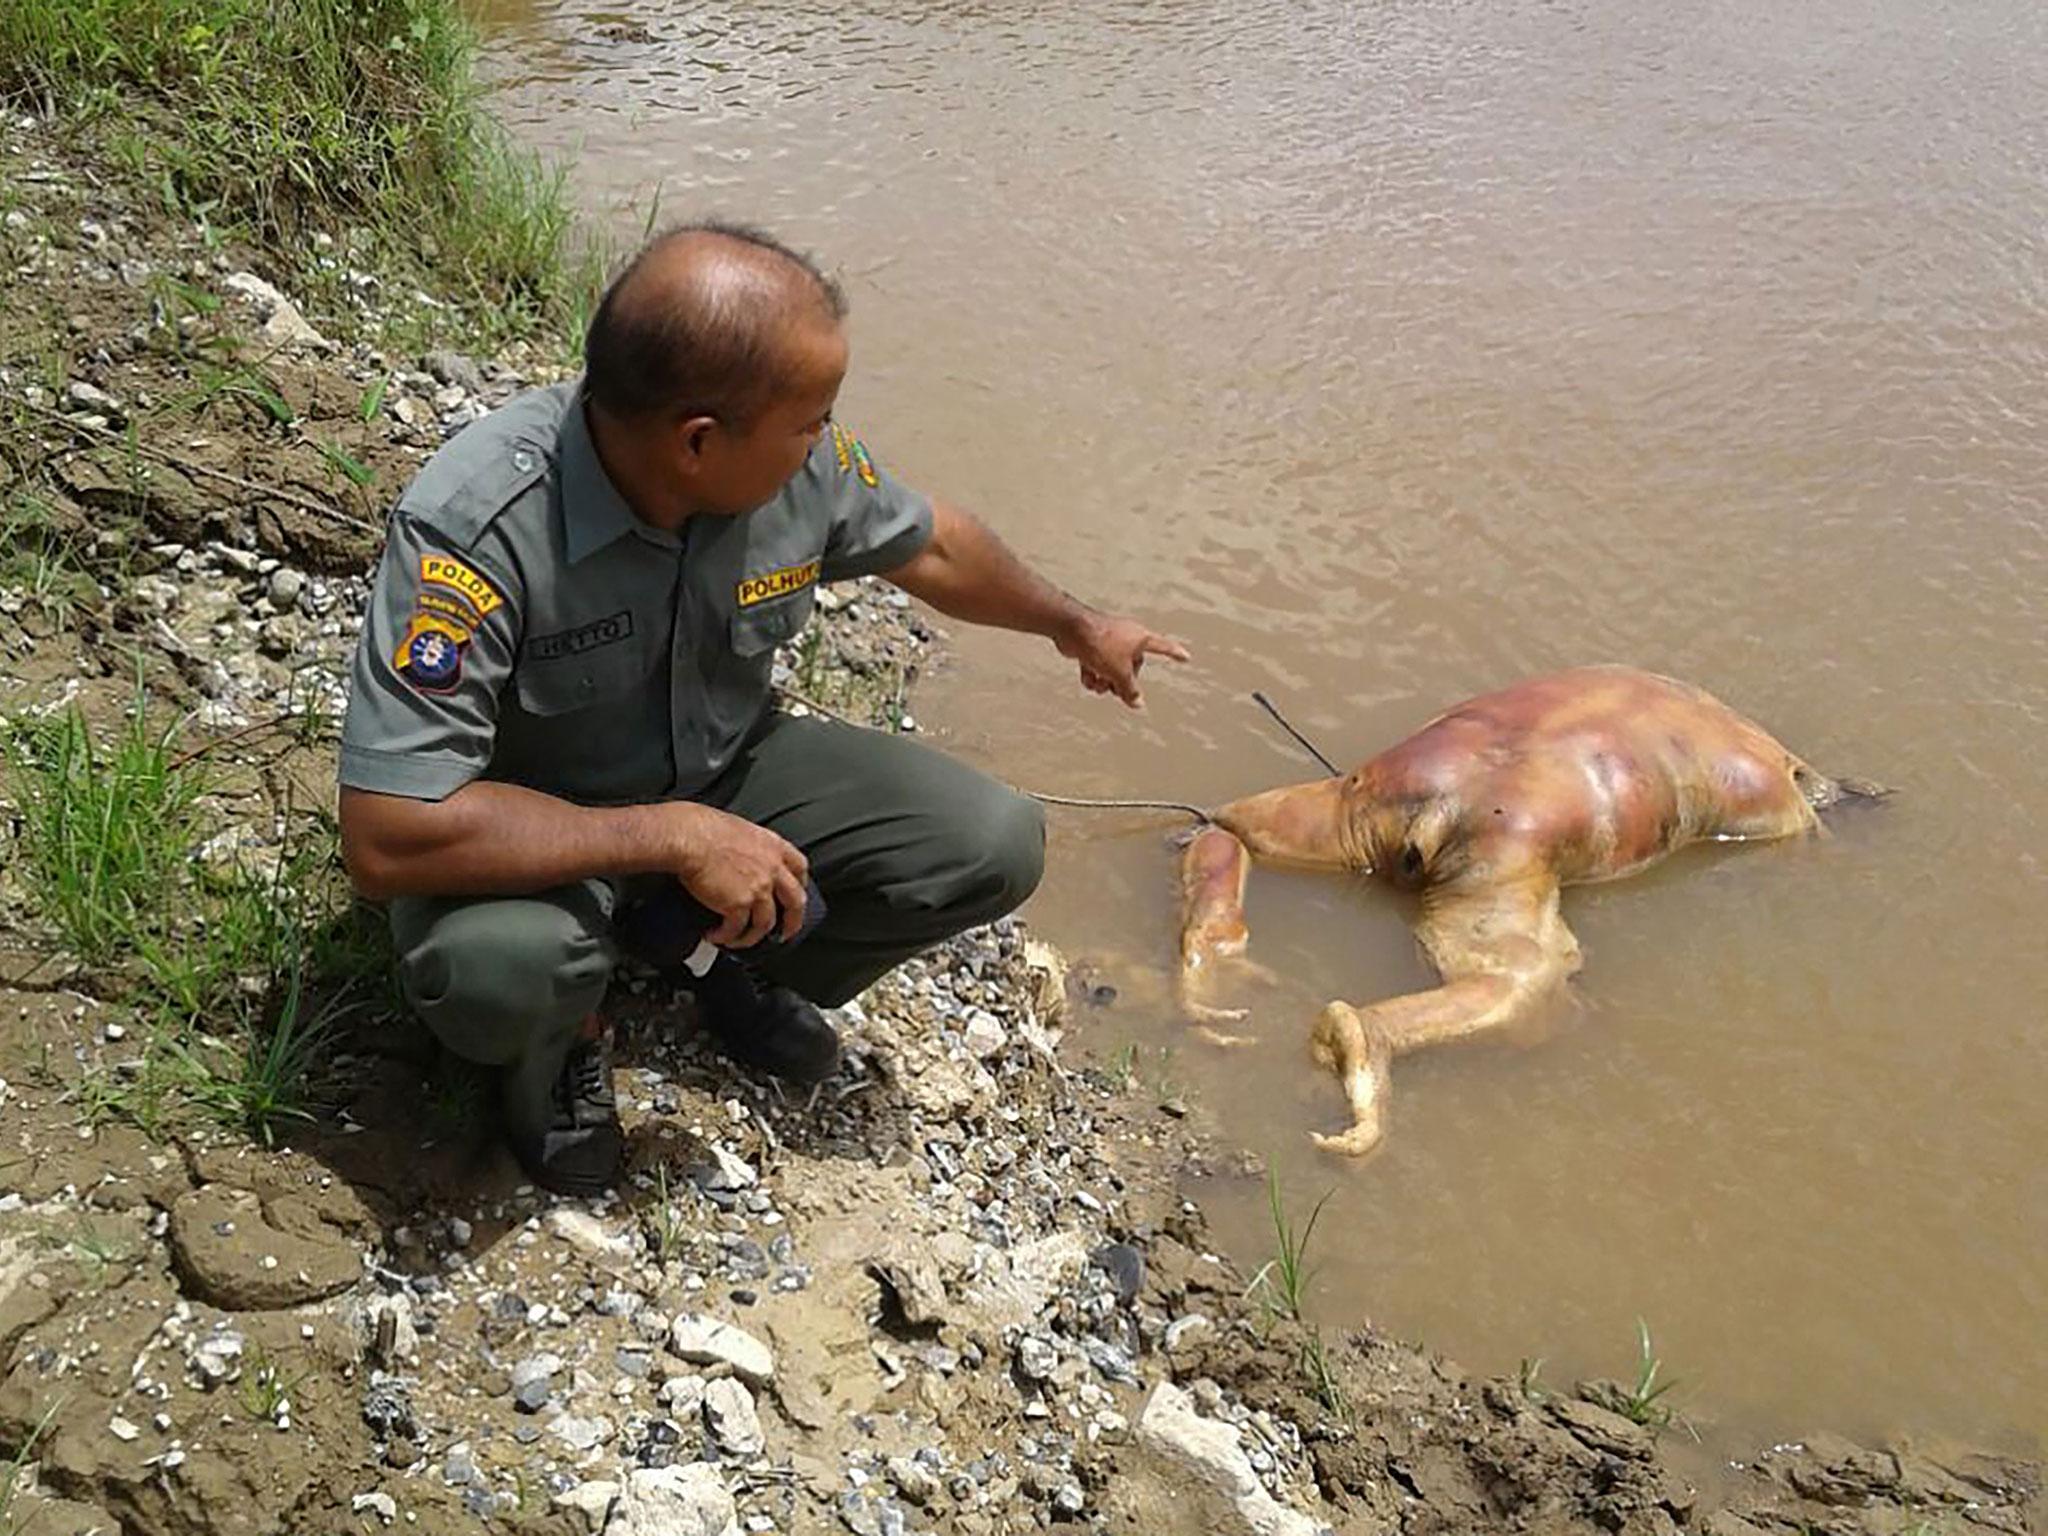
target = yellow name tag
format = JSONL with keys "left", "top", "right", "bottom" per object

{"left": 420, "top": 554, "right": 504, "bottom": 619}
{"left": 736, "top": 559, "right": 822, "bottom": 609}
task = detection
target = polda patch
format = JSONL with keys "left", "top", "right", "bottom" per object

{"left": 419, "top": 554, "right": 503, "bottom": 620}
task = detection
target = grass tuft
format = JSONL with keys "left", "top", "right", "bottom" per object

{"left": 1247, "top": 1170, "right": 1333, "bottom": 1326}
{"left": 0, "top": 0, "right": 602, "bottom": 348}
{"left": 0, "top": 1400, "right": 62, "bottom": 1532}
{"left": 1582, "top": 1319, "right": 1689, "bottom": 1435}
{"left": 4, "top": 697, "right": 388, "bottom": 1143}
{"left": 2, "top": 700, "right": 204, "bottom": 966}
{"left": 235, "top": 1342, "right": 307, "bottom": 1425}
{"left": 0, "top": 492, "right": 101, "bottom": 627}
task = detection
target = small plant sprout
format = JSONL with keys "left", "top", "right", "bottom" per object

{"left": 643, "top": 1162, "right": 690, "bottom": 1265}
{"left": 1246, "top": 1170, "right": 1334, "bottom": 1326}
{"left": 237, "top": 1344, "right": 305, "bottom": 1427}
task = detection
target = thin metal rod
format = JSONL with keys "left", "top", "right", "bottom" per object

{"left": 1251, "top": 690, "right": 1343, "bottom": 776}
{"left": 776, "top": 684, "right": 1209, "bottom": 820}
{"left": 1025, "top": 791, "right": 1209, "bottom": 820}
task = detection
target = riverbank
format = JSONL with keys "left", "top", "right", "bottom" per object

{"left": 0, "top": 33, "right": 2037, "bottom": 1536}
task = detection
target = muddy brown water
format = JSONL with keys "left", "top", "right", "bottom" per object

{"left": 474, "top": 0, "right": 2047, "bottom": 1453}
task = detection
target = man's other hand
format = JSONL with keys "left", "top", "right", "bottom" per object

{"left": 1056, "top": 612, "right": 1191, "bottom": 709}
{"left": 666, "top": 804, "right": 810, "bottom": 947}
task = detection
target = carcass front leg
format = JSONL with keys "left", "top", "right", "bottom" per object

{"left": 1178, "top": 826, "right": 1257, "bottom": 1044}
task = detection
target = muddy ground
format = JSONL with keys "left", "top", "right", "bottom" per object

{"left": 0, "top": 111, "right": 2037, "bottom": 1536}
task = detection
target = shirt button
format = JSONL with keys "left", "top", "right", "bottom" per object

{"left": 511, "top": 449, "right": 535, "bottom": 473}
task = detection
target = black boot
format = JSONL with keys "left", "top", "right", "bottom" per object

{"left": 689, "top": 952, "right": 841, "bottom": 1086}
{"left": 504, "top": 1033, "right": 622, "bottom": 1197}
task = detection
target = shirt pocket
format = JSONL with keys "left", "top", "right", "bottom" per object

{"left": 513, "top": 628, "right": 660, "bottom": 716}
{"left": 729, "top": 590, "right": 815, "bottom": 659}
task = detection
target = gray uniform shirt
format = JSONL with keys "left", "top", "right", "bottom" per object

{"left": 339, "top": 382, "right": 933, "bottom": 805}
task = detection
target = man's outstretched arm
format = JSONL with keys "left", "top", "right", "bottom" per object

{"left": 882, "top": 497, "right": 1189, "bottom": 706}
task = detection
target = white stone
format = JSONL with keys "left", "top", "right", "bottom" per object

{"left": 659, "top": 1374, "right": 707, "bottom": 1413}
{"left": 553, "top": 1480, "right": 619, "bottom": 1533}
{"left": 220, "top": 270, "right": 331, "bottom": 352}
{"left": 550, "top": 1414, "right": 612, "bottom": 1454}
{"left": 668, "top": 1314, "right": 774, "bottom": 1386}
{"left": 604, "top": 1464, "right": 739, "bottom": 1536}
{"left": 511, "top": 1352, "right": 564, "bottom": 1391}
{"left": 351, "top": 1492, "right": 398, "bottom": 1524}
{"left": 354, "top": 1290, "right": 420, "bottom": 1367}
{"left": 961, "top": 1010, "right": 1006, "bottom": 1059}
{"left": 548, "top": 1209, "right": 636, "bottom": 1265}
{"left": 690, "top": 1144, "right": 757, "bottom": 1192}
{"left": 108, "top": 1416, "right": 140, "bottom": 1441}
{"left": 65, "top": 379, "right": 120, "bottom": 414}
{"left": 702, "top": 1377, "right": 764, "bottom": 1457}
{"left": 266, "top": 568, "right": 306, "bottom": 609}
{"left": 1135, "top": 1381, "right": 1329, "bottom": 1536}
{"left": 1016, "top": 1335, "right": 1058, "bottom": 1382}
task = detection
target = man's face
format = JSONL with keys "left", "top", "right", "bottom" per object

{"left": 682, "top": 319, "right": 848, "bottom": 516}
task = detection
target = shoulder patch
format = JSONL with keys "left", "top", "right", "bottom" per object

{"left": 830, "top": 423, "right": 881, "bottom": 488}
{"left": 393, "top": 613, "right": 471, "bottom": 693}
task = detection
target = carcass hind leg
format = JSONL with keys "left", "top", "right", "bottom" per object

{"left": 1308, "top": 1002, "right": 1392, "bottom": 1155}
{"left": 1306, "top": 879, "right": 1578, "bottom": 1154}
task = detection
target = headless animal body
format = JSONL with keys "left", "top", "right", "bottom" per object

{"left": 1177, "top": 666, "right": 1881, "bottom": 1155}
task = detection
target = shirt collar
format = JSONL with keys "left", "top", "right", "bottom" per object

{"left": 559, "top": 384, "right": 678, "bottom": 563}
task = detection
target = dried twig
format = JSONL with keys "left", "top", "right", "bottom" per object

{"left": 13, "top": 395, "right": 379, "bottom": 533}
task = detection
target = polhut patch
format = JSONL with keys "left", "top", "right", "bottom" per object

{"left": 420, "top": 554, "right": 504, "bottom": 620}
{"left": 736, "top": 559, "right": 821, "bottom": 609}
{"left": 528, "top": 611, "right": 633, "bottom": 662}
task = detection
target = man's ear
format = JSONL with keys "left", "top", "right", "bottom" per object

{"left": 675, "top": 413, "right": 719, "bottom": 465}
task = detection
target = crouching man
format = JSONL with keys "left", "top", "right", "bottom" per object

{"left": 337, "top": 222, "right": 1186, "bottom": 1195}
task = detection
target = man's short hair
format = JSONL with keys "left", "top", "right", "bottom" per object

{"left": 582, "top": 220, "right": 848, "bottom": 428}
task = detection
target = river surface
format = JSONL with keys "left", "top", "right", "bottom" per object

{"left": 472, "top": 0, "right": 2047, "bottom": 1452}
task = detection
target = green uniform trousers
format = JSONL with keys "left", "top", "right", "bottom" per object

{"left": 389, "top": 714, "right": 1045, "bottom": 1127}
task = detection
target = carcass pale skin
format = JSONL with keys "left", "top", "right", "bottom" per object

{"left": 1177, "top": 666, "right": 1874, "bottom": 1155}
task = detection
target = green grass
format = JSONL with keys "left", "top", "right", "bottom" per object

{"left": 4, "top": 698, "right": 388, "bottom": 1143}
{"left": 1245, "top": 1172, "right": 1356, "bottom": 1427}
{"left": 2, "top": 701, "right": 205, "bottom": 966}
{"left": 1298, "top": 1328, "right": 1353, "bottom": 1428}
{"left": 1247, "top": 1171, "right": 1333, "bottom": 1326}
{"left": 0, "top": 0, "right": 602, "bottom": 349}
{"left": 236, "top": 1343, "right": 307, "bottom": 1424}
{"left": 0, "top": 491, "right": 101, "bottom": 629}
{"left": 641, "top": 1162, "right": 690, "bottom": 1266}
{"left": 1583, "top": 1320, "right": 1686, "bottom": 1434}
{"left": 1615, "top": 1318, "right": 1679, "bottom": 1429}
{"left": 62, "top": 1218, "right": 132, "bottom": 1286}
{"left": 0, "top": 1400, "right": 61, "bottom": 1534}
